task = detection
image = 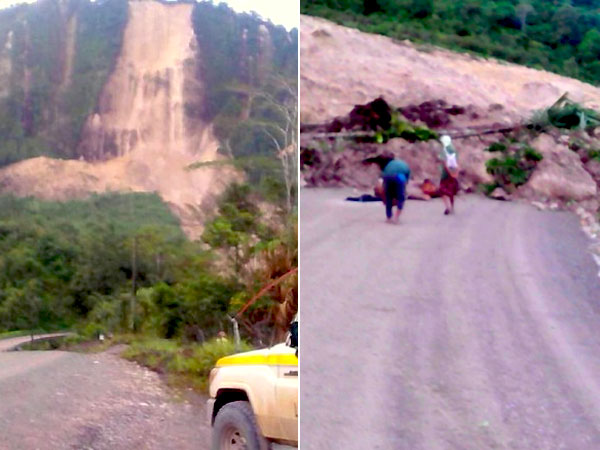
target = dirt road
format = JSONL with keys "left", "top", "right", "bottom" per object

{"left": 0, "top": 343, "right": 210, "bottom": 450}
{"left": 0, "top": 333, "right": 72, "bottom": 352}
{"left": 300, "top": 189, "right": 600, "bottom": 449}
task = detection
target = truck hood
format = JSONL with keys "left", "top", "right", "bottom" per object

{"left": 216, "top": 343, "right": 297, "bottom": 367}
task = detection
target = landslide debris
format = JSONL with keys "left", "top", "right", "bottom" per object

{"left": 301, "top": 95, "right": 600, "bottom": 215}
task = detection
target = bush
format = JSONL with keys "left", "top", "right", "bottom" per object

{"left": 484, "top": 139, "right": 543, "bottom": 190}
{"left": 487, "top": 142, "right": 507, "bottom": 152}
{"left": 123, "top": 337, "right": 253, "bottom": 387}
{"left": 371, "top": 115, "right": 438, "bottom": 143}
{"left": 588, "top": 150, "right": 600, "bottom": 161}
{"left": 523, "top": 147, "right": 543, "bottom": 162}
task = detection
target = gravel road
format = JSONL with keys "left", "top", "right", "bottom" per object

{"left": 0, "top": 333, "right": 72, "bottom": 352}
{"left": 0, "top": 342, "right": 210, "bottom": 450}
{"left": 300, "top": 189, "right": 600, "bottom": 450}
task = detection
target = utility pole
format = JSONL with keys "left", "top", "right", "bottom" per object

{"left": 129, "top": 194, "right": 137, "bottom": 332}
{"left": 130, "top": 235, "right": 137, "bottom": 331}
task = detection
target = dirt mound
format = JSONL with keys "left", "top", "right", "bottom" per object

{"left": 301, "top": 15, "right": 600, "bottom": 124}
{"left": 310, "top": 97, "right": 483, "bottom": 133}
{"left": 302, "top": 96, "right": 600, "bottom": 217}
{"left": 301, "top": 133, "right": 496, "bottom": 194}
{"left": 399, "top": 99, "right": 476, "bottom": 129}
{"left": 0, "top": 145, "right": 234, "bottom": 237}
{"left": 301, "top": 96, "right": 498, "bottom": 190}
{"left": 347, "top": 97, "right": 392, "bottom": 131}
{"left": 518, "top": 134, "right": 598, "bottom": 211}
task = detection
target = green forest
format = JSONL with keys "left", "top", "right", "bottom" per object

{"left": 191, "top": 2, "right": 298, "bottom": 209}
{"left": 301, "top": 0, "right": 600, "bottom": 85}
{"left": 0, "top": 187, "right": 297, "bottom": 345}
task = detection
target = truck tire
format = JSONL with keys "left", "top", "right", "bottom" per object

{"left": 212, "top": 400, "right": 269, "bottom": 450}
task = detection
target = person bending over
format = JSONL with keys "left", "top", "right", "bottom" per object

{"left": 364, "top": 155, "right": 411, "bottom": 223}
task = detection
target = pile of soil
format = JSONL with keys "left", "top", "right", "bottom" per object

{"left": 399, "top": 99, "right": 475, "bottom": 129}
{"left": 304, "top": 97, "right": 483, "bottom": 135}
{"left": 302, "top": 96, "right": 600, "bottom": 215}
{"left": 301, "top": 97, "right": 496, "bottom": 190}
{"left": 301, "top": 15, "right": 600, "bottom": 124}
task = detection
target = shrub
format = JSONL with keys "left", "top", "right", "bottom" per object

{"left": 588, "top": 150, "right": 600, "bottom": 161}
{"left": 484, "top": 139, "right": 543, "bottom": 191}
{"left": 371, "top": 114, "right": 438, "bottom": 143}
{"left": 123, "top": 337, "right": 253, "bottom": 386}
{"left": 487, "top": 142, "right": 507, "bottom": 152}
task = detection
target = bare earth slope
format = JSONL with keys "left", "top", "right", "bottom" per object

{"left": 300, "top": 190, "right": 600, "bottom": 449}
{"left": 0, "top": 1, "right": 233, "bottom": 237}
{"left": 301, "top": 15, "right": 600, "bottom": 123}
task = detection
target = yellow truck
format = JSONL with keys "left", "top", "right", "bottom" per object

{"left": 207, "top": 321, "right": 298, "bottom": 450}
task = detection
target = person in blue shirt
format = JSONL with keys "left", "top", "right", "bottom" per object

{"left": 364, "top": 155, "right": 411, "bottom": 223}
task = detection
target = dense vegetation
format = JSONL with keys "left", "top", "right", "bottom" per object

{"left": 192, "top": 2, "right": 298, "bottom": 210}
{"left": 301, "top": 0, "right": 600, "bottom": 85}
{"left": 0, "top": 0, "right": 128, "bottom": 166}
{"left": 0, "top": 187, "right": 297, "bottom": 347}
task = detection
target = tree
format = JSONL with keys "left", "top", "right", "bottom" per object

{"left": 578, "top": 28, "right": 600, "bottom": 62}
{"left": 516, "top": 1, "right": 534, "bottom": 32}
{"left": 202, "top": 184, "right": 272, "bottom": 279}
{"left": 0, "top": 282, "right": 44, "bottom": 335}
{"left": 410, "top": 0, "right": 434, "bottom": 19}
{"left": 552, "top": 5, "right": 583, "bottom": 45}
{"left": 363, "top": 0, "right": 382, "bottom": 15}
{"left": 251, "top": 76, "right": 298, "bottom": 213}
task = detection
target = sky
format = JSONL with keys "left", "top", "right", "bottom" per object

{"left": 214, "top": 0, "right": 298, "bottom": 30}
{"left": 0, "top": 0, "right": 299, "bottom": 30}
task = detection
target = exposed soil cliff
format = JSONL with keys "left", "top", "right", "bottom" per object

{"left": 0, "top": 1, "right": 234, "bottom": 237}
{"left": 301, "top": 16, "right": 600, "bottom": 124}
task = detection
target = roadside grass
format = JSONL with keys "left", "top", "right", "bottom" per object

{"left": 17, "top": 332, "right": 131, "bottom": 352}
{"left": 0, "top": 329, "right": 48, "bottom": 340}
{"left": 121, "top": 337, "right": 253, "bottom": 392}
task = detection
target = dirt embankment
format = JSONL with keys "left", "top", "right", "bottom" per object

{"left": 0, "top": 1, "right": 234, "bottom": 238}
{"left": 301, "top": 15, "right": 600, "bottom": 124}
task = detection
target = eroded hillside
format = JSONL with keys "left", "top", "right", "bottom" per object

{"left": 0, "top": 1, "right": 298, "bottom": 237}
{"left": 301, "top": 15, "right": 600, "bottom": 124}
{"left": 0, "top": 1, "right": 229, "bottom": 236}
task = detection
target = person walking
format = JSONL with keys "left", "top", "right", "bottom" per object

{"left": 438, "top": 135, "right": 459, "bottom": 215}
{"left": 364, "top": 155, "right": 411, "bottom": 223}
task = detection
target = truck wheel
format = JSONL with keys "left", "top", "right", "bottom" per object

{"left": 212, "top": 400, "right": 269, "bottom": 450}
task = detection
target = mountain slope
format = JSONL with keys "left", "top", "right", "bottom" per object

{"left": 0, "top": 1, "right": 229, "bottom": 236}
{"left": 0, "top": 1, "right": 298, "bottom": 237}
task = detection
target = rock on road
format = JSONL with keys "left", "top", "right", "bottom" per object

{"left": 0, "top": 341, "right": 210, "bottom": 450}
{"left": 300, "top": 189, "right": 600, "bottom": 450}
